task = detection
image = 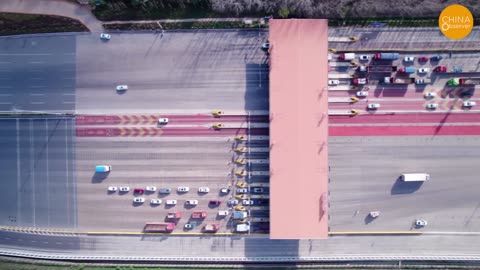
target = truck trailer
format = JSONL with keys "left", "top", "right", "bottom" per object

{"left": 166, "top": 212, "right": 182, "bottom": 219}
{"left": 203, "top": 223, "right": 220, "bottom": 232}
{"left": 401, "top": 173, "right": 430, "bottom": 182}
{"left": 398, "top": 67, "right": 415, "bottom": 73}
{"left": 191, "top": 211, "right": 207, "bottom": 219}
{"left": 144, "top": 222, "right": 175, "bottom": 232}
{"left": 367, "top": 65, "right": 398, "bottom": 73}
{"left": 373, "top": 53, "right": 400, "bottom": 60}
{"left": 459, "top": 78, "right": 480, "bottom": 85}
{"left": 383, "top": 77, "right": 415, "bottom": 84}
{"left": 338, "top": 53, "right": 355, "bottom": 61}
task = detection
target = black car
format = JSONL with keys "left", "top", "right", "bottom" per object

{"left": 431, "top": 55, "right": 443, "bottom": 61}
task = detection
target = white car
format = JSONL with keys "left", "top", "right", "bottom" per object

{"left": 133, "top": 197, "right": 145, "bottom": 203}
{"left": 150, "top": 199, "right": 162, "bottom": 205}
{"left": 177, "top": 187, "right": 189, "bottom": 192}
{"left": 100, "top": 33, "right": 111, "bottom": 40}
{"left": 415, "top": 219, "right": 428, "bottom": 227}
{"left": 107, "top": 186, "right": 117, "bottom": 192}
{"left": 236, "top": 188, "right": 248, "bottom": 194}
{"left": 243, "top": 200, "right": 254, "bottom": 205}
{"left": 218, "top": 210, "right": 229, "bottom": 216}
{"left": 220, "top": 188, "right": 230, "bottom": 194}
{"left": 228, "top": 199, "right": 239, "bottom": 206}
{"left": 328, "top": 80, "right": 340, "bottom": 86}
{"left": 424, "top": 92, "right": 437, "bottom": 98}
{"left": 463, "top": 101, "right": 477, "bottom": 107}
{"left": 356, "top": 91, "right": 368, "bottom": 97}
{"left": 146, "top": 186, "right": 156, "bottom": 192}
{"left": 426, "top": 103, "right": 439, "bottom": 109}
{"left": 119, "top": 186, "right": 130, "bottom": 192}
{"left": 185, "top": 200, "right": 198, "bottom": 206}
{"left": 367, "top": 103, "right": 380, "bottom": 109}
{"left": 166, "top": 200, "right": 177, "bottom": 205}
{"left": 415, "top": 79, "right": 426, "bottom": 85}
{"left": 158, "top": 118, "right": 168, "bottom": 125}
{"left": 418, "top": 68, "right": 430, "bottom": 73}
{"left": 404, "top": 56, "right": 415, "bottom": 62}
{"left": 359, "top": 55, "right": 370, "bottom": 61}
{"left": 262, "top": 42, "right": 269, "bottom": 49}
{"left": 116, "top": 85, "right": 128, "bottom": 91}
{"left": 198, "top": 187, "right": 210, "bottom": 193}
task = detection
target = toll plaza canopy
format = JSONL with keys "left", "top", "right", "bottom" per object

{"left": 269, "top": 19, "right": 329, "bottom": 239}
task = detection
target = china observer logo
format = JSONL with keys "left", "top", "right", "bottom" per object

{"left": 439, "top": 4, "right": 473, "bottom": 40}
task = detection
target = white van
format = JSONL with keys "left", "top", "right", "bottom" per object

{"left": 401, "top": 173, "right": 430, "bottom": 182}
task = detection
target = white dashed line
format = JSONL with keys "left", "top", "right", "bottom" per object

{"left": 30, "top": 102, "right": 46, "bottom": 104}
{"left": 30, "top": 94, "right": 45, "bottom": 96}
{"left": 30, "top": 86, "right": 47, "bottom": 88}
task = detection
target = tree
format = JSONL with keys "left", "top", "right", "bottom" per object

{"left": 278, "top": 6, "right": 289, "bottom": 18}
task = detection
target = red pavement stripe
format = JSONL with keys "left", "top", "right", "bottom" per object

{"left": 75, "top": 115, "right": 121, "bottom": 125}
{"left": 329, "top": 125, "right": 480, "bottom": 136}
{"left": 329, "top": 113, "right": 480, "bottom": 124}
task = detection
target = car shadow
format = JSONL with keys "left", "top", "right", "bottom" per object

{"left": 91, "top": 172, "right": 110, "bottom": 183}
{"left": 391, "top": 177, "right": 424, "bottom": 195}
{"left": 364, "top": 214, "right": 377, "bottom": 224}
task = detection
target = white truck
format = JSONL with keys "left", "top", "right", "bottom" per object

{"left": 236, "top": 224, "right": 250, "bottom": 232}
{"left": 401, "top": 173, "right": 430, "bottom": 182}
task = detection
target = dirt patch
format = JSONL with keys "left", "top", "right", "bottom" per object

{"left": 0, "top": 12, "right": 88, "bottom": 36}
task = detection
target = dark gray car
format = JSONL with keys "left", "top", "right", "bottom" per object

{"left": 159, "top": 188, "right": 171, "bottom": 194}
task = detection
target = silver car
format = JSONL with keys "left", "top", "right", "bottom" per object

{"left": 177, "top": 187, "right": 189, "bottom": 192}
{"left": 119, "top": 186, "right": 130, "bottom": 192}
{"left": 116, "top": 85, "right": 128, "bottom": 91}
{"left": 426, "top": 103, "right": 438, "bottom": 109}
{"left": 100, "top": 33, "right": 111, "bottom": 40}
{"left": 133, "top": 197, "right": 145, "bottom": 203}
{"left": 150, "top": 199, "right": 162, "bottom": 205}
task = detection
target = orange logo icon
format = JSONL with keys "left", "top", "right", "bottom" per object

{"left": 439, "top": 4, "right": 473, "bottom": 40}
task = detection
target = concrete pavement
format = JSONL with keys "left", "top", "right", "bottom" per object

{"left": 0, "top": 0, "right": 103, "bottom": 32}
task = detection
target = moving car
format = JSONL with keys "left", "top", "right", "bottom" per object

{"left": 426, "top": 103, "right": 439, "bottom": 109}
{"left": 430, "top": 55, "right": 443, "bottom": 61}
{"left": 150, "top": 199, "right": 162, "bottom": 205}
{"left": 119, "top": 186, "right": 130, "bottom": 192}
{"left": 424, "top": 92, "right": 436, "bottom": 98}
{"left": 220, "top": 188, "right": 230, "bottom": 194}
{"left": 159, "top": 188, "right": 171, "bottom": 194}
{"left": 158, "top": 118, "right": 168, "bottom": 125}
{"left": 100, "top": 33, "right": 111, "bottom": 40}
{"left": 107, "top": 186, "right": 117, "bottom": 192}
{"left": 134, "top": 188, "right": 145, "bottom": 194}
{"left": 415, "top": 219, "right": 428, "bottom": 227}
{"left": 252, "top": 188, "right": 264, "bottom": 193}
{"left": 328, "top": 80, "right": 340, "bottom": 86}
{"left": 359, "top": 55, "right": 370, "bottom": 61}
{"left": 262, "top": 42, "right": 269, "bottom": 49}
{"left": 403, "top": 56, "right": 415, "bottom": 62}
{"left": 243, "top": 200, "right": 254, "bottom": 205}
{"left": 95, "top": 165, "right": 111, "bottom": 173}
{"left": 218, "top": 210, "right": 229, "bottom": 217}
{"left": 418, "top": 68, "right": 430, "bottom": 73}
{"left": 116, "top": 85, "right": 128, "bottom": 91}
{"left": 146, "top": 186, "right": 156, "bottom": 192}
{"left": 198, "top": 187, "right": 210, "bottom": 193}
{"left": 228, "top": 199, "right": 239, "bottom": 206}
{"left": 235, "top": 206, "right": 246, "bottom": 211}
{"left": 356, "top": 91, "right": 368, "bottom": 97}
{"left": 209, "top": 200, "right": 222, "bottom": 206}
{"left": 418, "top": 56, "right": 429, "bottom": 62}
{"left": 235, "top": 194, "right": 248, "bottom": 199}
{"left": 415, "top": 79, "right": 426, "bottom": 85}
{"left": 463, "top": 101, "right": 477, "bottom": 107}
{"left": 133, "top": 197, "right": 145, "bottom": 203}
{"left": 166, "top": 200, "right": 177, "bottom": 205}
{"left": 185, "top": 200, "right": 198, "bottom": 206}
{"left": 236, "top": 188, "right": 248, "bottom": 194}
{"left": 367, "top": 103, "right": 380, "bottom": 109}
{"left": 177, "top": 187, "right": 189, "bottom": 192}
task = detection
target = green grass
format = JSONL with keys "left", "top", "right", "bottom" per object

{"left": 0, "top": 12, "right": 88, "bottom": 36}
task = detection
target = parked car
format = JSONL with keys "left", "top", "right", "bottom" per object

{"left": 235, "top": 194, "right": 248, "bottom": 200}
{"left": 166, "top": 199, "right": 177, "bottom": 205}
{"left": 133, "top": 197, "right": 145, "bottom": 203}
{"left": 356, "top": 91, "right": 368, "bottom": 97}
{"left": 236, "top": 188, "right": 248, "bottom": 194}
{"left": 220, "top": 188, "right": 230, "bottom": 194}
{"left": 159, "top": 188, "right": 171, "bottom": 194}
{"left": 134, "top": 188, "right": 145, "bottom": 194}
{"left": 218, "top": 210, "right": 229, "bottom": 217}
{"left": 262, "top": 42, "right": 269, "bottom": 50}
{"left": 426, "top": 103, "right": 439, "bottom": 109}
{"left": 185, "top": 200, "right": 198, "bottom": 206}
{"left": 107, "top": 186, "right": 117, "bottom": 192}
{"left": 463, "top": 101, "right": 477, "bottom": 107}
{"left": 418, "top": 68, "right": 430, "bottom": 73}
{"left": 119, "top": 186, "right": 130, "bottom": 192}
{"left": 236, "top": 181, "right": 247, "bottom": 188}
{"left": 416, "top": 79, "right": 426, "bottom": 85}
{"left": 146, "top": 186, "right": 156, "bottom": 192}
{"left": 198, "top": 187, "right": 210, "bottom": 193}
{"left": 116, "top": 85, "right": 128, "bottom": 91}
{"left": 424, "top": 92, "right": 437, "bottom": 98}
{"left": 243, "top": 200, "right": 254, "bottom": 205}
{"left": 404, "top": 56, "right": 415, "bottom": 62}
{"left": 235, "top": 206, "right": 246, "bottom": 211}
{"left": 418, "top": 56, "right": 429, "bottom": 62}
{"left": 430, "top": 55, "right": 443, "bottom": 61}
{"left": 328, "top": 80, "right": 340, "bottom": 86}
{"left": 184, "top": 222, "right": 196, "bottom": 229}
{"left": 359, "top": 55, "right": 370, "bottom": 61}
{"left": 209, "top": 200, "right": 222, "bottom": 206}
{"left": 367, "top": 103, "right": 380, "bottom": 109}
{"left": 252, "top": 188, "right": 264, "bottom": 193}
{"left": 150, "top": 199, "right": 162, "bottom": 205}
{"left": 177, "top": 187, "right": 189, "bottom": 192}
{"left": 158, "top": 118, "right": 168, "bottom": 125}
{"left": 415, "top": 219, "right": 428, "bottom": 227}
{"left": 228, "top": 199, "right": 239, "bottom": 206}
{"left": 100, "top": 33, "right": 111, "bottom": 40}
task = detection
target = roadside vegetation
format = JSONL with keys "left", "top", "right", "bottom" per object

{"left": 92, "top": 0, "right": 480, "bottom": 21}
{"left": 104, "top": 20, "right": 267, "bottom": 31}
{"left": 0, "top": 13, "right": 88, "bottom": 36}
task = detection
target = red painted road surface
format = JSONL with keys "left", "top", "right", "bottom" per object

{"left": 329, "top": 125, "right": 480, "bottom": 136}
{"left": 329, "top": 113, "right": 480, "bottom": 124}
{"left": 76, "top": 115, "right": 269, "bottom": 125}
{"left": 76, "top": 127, "right": 269, "bottom": 137}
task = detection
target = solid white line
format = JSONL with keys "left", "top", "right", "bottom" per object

{"left": 62, "top": 94, "right": 75, "bottom": 96}
{"left": 0, "top": 53, "right": 52, "bottom": 56}
{"left": 330, "top": 123, "right": 480, "bottom": 127}
{"left": 30, "top": 120, "right": 36, "bottom": 227}
{"left": 0, "top": 94, "right": 12, "bottom": 97}
{"left": 30, "top": 94, "right": 45, "bottom": 96}
{"left": 29, "top": 86, "right": 47, "bottom": 88}
{"left": 65, "top": 120, "right": 70, "bottom": 227}
{"left": 29, "top": 61, "right": 45, "bottom": 64}
{"left": 46, "top": 120, "right": 50, "bottom": 228}
{"left": 16, "top": 119, "right": 21, "bottom": 226}
{"left": 63, "top": 101, "right": 75, "bottom": 104}
{"left": 30, "top": 102, "right": 45, "bottom": 104}
{"left": 0, "top": 61, "right": 11, "bottom": 64}
{"left": 0, "top": 102, "right": 13, "bottom": 104}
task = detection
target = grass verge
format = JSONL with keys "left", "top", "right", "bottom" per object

{"left": 0, "top": 12, "right": 88, "bottom": 36}
{"left": 329, "top": 17, "right": 480, "bottom": 27}
{"left": 104, "top": 20, "right": 267, "bottom": 31}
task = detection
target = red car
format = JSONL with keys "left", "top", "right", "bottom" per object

{"left": 209, "top": 200, "right": 222, "bottom": 206}
{"left": 134, "top": 188, "right": 145, "bottom": 194}
{"left": 418, "top": 56, "right": 429, "bottom": 62}
{"left": 433, "top": 66, "right": 447, "bottom": 73}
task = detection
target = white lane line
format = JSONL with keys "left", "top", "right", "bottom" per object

{"left": 62, "top": 94, "right": 75, "bottom": 96}
{"left": 63, "top": 101, "right": 75, "bottom": 104}
{"left": 16, "top": 119, "right": 21, "bottom": 226}
{"left": 63, "top": 53, "right": 75, "bottom": 55}
{"left": 4, "top": 237, "right": 10, "bottom": 240}
{"left": 0, "top": 61, "right": 11, "bottom": 64}
{"left": 64, "top": 119, "right": 70, "bottom": 227}
{"left": 0, "top": 102, "right": 13, "bottom": 104}
{"left": 30, "top": 94, "right": 45, "bottom": 96}
{"left": 29, "top": 61, "right": 45, "bottom": 64}
{"left": 43, "top": 241, "right": 48, "bottom": 244}
{"left": 0, "top": 53, "right": 52, "bottom": 56}
{"left": 30, "top": 86, "right": 47, "bottom": 88}
{"left": 31, "top": 240, "right": 36, "bottom": 243}
{"left": 62, "top": 78, "right": 75, "bottom": 80}
{"left": 0, "top": 86, "right": 12, "bottom": 88}
{"left": 30, "top": 102, "right": 46, "bottom": 105}
{"left": 46, "top": 120, "right": 50, "bottom": 227}
{"left": 0, "top": 94, "right": 12, "bottom": 97}
{"left": 30, "top": 120, "right": 36, "bottom": 227}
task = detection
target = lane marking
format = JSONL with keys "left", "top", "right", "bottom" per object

{"left": 0, "top": 86, "right": 13, "bottom": 88}
{"left": 30, "top": 102, "right": 46, "bottom": 104}
{"left": 30, "top": 86, "right": 47, "bottom": 88}
{"left": 29, "top": 61, "right": 45, "bottom": 64}
{"left": 63, "top": 101, "right": 75, "bottom": 104}
{"left": 62, "top": 94, "right": 75, "bottom": 96}
{"left": 0, "top": 94, "right": 12, "bottom": 97}
{"left": 0, "top": 102, "right": 13, "bottom": 104}
{"left": 16, "top": 119, "right": 21, "bottom": 226}
{"left": 30, "top": 120, "right": 36, "bottom": 227}
{"left": 46, "top": 120, "right": 50, "bottom": 228}
{"left": 0, "top": 53, "right": 52, "bottom": 56}
{"left": 65, "top": 119, "right": 71, "bottom": 227}
{"left": 30, "top": 94, "right": 45, "bottom": 96}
